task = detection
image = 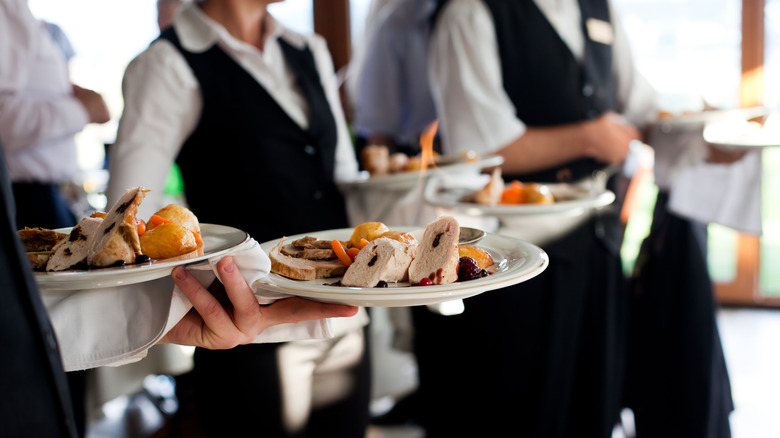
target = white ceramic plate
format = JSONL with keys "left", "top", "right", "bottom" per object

{"left": 337, "top": 155, "right": 504, "bottom": 191}
{"left": 34, "top": 224, "right": 249, "bottom": 291}
{"left": 423, "top": 174, "right": 615, "bottom": 218}
{"left": 655, "top": 106, "right": 769, "bottom": 128}
{"left": 702, "top": 121, "right": 780, "bottom": 149}
{"left": 254, "top": 227, "right": 548, "bottom": 307}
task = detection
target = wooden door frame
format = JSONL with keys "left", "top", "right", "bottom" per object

{"left": 313, "top": 0, "right": 352, "bottom": 72}
{"left": 715, "top": 0, "right": 780, "bottom": 307}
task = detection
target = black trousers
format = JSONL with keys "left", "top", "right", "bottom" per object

{"left": 624, "top": 192, "right": 733, "bottom": 438}
{"left": 12, "top": 182, "right": 76, "bottom": 229}
{"left": 412, "top": 213, "right": 627, "bottom": 438}
{"left": 191, "top": 328, "right": 371, "bottom": 438}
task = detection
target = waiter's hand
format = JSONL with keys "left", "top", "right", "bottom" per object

{"left": 706, "top": 143, "right": 747, "bottom": 164}
{"left": 582, "top": 111, "right": 641, "bottom": 164}
{"left": 159, "top": 256, "right": 358, "bottom": 349}
{"left": 72, "top": 84, "right": 110, "bottom": 124}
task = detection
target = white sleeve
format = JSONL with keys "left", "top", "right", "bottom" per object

{"left": 107, "top": 40, "right": 202, "bottom": 219}
{"left": 308, "top": 35, "right": 360, "bottom": 182}
{"left": 0, "top": 0, "right": 89, "bottom": 151}
{"left": 428, "top": 0, "right": 526, "bottom": 156}
{"left": 0, "top": 94, "right": 89, "bottom": 153}
{"left": 0, "top": 0, "right": 37, "bottom": 91}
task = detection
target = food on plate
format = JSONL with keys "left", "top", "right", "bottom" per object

{"left": 361, "top": 144, "right": 390, "bottom": 177}
{"left": 139, "top": 223, "right": 198, "bottom": 260}
{"left": 17, "top": 227, "right": 68, "bottom": 270}
{"left": 388, "top": 153, "right": 409, "bottom": 173}
{"left": 269, "top": 238, "right": 347, "bottom": 281}
{"left": 139, "top": 204, "right": 203, "bottom": 260}
{"left": 462, "top": 168, "right": 504, "bottom": 205}
{"left": 463, "top": 170, "right": 555, "bottom": 205}
{"left": 349, "top": 221, "right": 390, "bottom": 247}
{"left": 408, "top": 216, "right": 461, "bottom": 286}
{"left": 46, "top": 216, "right": 104, "bottom": 271}
{"left": 341, "top": 237, "right": 418, "bottom": 288}
{"left": 17, "top": 227, "right": 68, "bottom": 251}
{"left": 501, "top": 180, "right": 554, "bottom": 204}
{"left": 377, "top": 230, "right": 417, "bottom": 245}
{"left": 402, "top": 152, "right": 436, "bottom": 172}
{"left": 147, "top": 204, "right": 201, "bottom": 235}
{"left": 87, "top": 186, "right": 149, "bottom": 268}
{"left": 22, "top": 187, "right": 205, "bottom": 272}
{"left": 360, "top": 144, "right": 479, "bottom": 177}
{"left": 458, "top": 256, "right": 489, "bottom": 282}
{"left": 458, "top": 245, "right": 494, "bottom": 269}
{"left": 269, "top": 217, "right": 496, "bottom": 287}
{"left": 281, "top": 236, "right": 337, "bottom": 260}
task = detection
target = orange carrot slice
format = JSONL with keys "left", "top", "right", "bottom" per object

{"left": 149, "top": 214, "right": 173, "bottom": 227}
{"left": 136, "top": 219, "right": 146, "bottom": 236}
{"left": 347, "top": 247, "right": 360, "bottom": 261}
{"left": 332, "top": 240, "right": 352, "bottom": 267}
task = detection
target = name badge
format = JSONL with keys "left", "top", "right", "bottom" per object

{"left": 586, "top": 18, "right": 614, "bottom": 45}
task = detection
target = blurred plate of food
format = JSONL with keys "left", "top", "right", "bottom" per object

{"left": 423, "top": 169, "right": 615, "bottom": 218}
{"left": 655, "top": 106, "right": 769, "bottom": 129}
{"left": 337, "top": 147, "right": 504, "bottom": 191}
{"left": 703, "top": 111, "right": 780, "bottom": 149}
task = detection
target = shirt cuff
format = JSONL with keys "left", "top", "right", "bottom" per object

{"left": 61, "top": 95, "right": 91, "bottom": 132}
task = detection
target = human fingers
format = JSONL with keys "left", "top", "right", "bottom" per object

{"left": 258, "top": 297, "right": 358, "bottom": 330}
{"left": 215, "top": 257, "right": 263, "bottom": 336}
{"left": 170, "top": 265, "right": 243, "bottom": 348}
{"left": 72, "top": 85, "right": 110, "bottom": 124}
{"left": 706, "top": 143, "right": 747, "bottom": 164}
{"left": 587, "top": 113, "right": 639, "bottom": 163}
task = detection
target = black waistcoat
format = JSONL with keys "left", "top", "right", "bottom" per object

{"left": 482, "top": 0, "right": 617, "bottom": 183}
{"left": 159, "top": 28, "right": 349, "bottom": 242}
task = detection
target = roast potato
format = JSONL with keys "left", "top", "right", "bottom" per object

{"left": 140, "top": 223, "right": 198, "bottom": 259}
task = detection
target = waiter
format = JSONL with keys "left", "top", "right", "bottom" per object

{"left": 411, "top": 0, "right": 657, "bottom": 437}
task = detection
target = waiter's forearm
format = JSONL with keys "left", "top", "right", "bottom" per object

{"left": 495, "top": 112, "right": 639, "bottom": 175}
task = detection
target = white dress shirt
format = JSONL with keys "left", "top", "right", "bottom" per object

{"left": 108, "top": 3, "right": 359, "bottom": 219}
{"left": 0, "top": 0, "right": 88, "bottom": 182}
{"left": 428, "top": 0, "right": 659, "bottom": 156}
{"left": 107, "top": 3, "right": 368, "bottom": 335}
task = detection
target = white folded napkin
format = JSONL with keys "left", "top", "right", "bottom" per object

{"left": 40, "top": 238, "right": 339, "bottom": 372}
{"left": 668, "top": 149, "right": 763, "bottom": 235}
{"left": 649, "top": 121, "right": 763, "bottom": 235}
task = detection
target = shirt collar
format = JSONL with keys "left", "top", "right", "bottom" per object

{"left": 174, "top": 2, "right": 306, "bottom": 54}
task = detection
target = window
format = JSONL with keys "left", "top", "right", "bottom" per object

{"left": 615, "top": 0, "right": 780, "bottom": 304}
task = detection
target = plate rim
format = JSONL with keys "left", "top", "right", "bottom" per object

{"left": 34, "top": 223, "right": 249, "bottom": 291}
{"left": 423, "top": 174, "right": 616, "bottom": 217}
{"left": 255, "top": 227, "right": 549, "bottom": 307}
{"left": 336, "top": 155, "right": 504, "bottom": 189}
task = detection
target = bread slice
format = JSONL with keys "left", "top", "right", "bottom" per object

{"left": 408, "top": 216, "right": 460, "bottom": 285}
{"left": 269, "top": 239, "right": 347, "bottom": 280}
{"left": 341, "top": 237, "right": 418, "bottom": 288}
{"left": 46, "top": 216, "right": 104, "bottom": 271}
{"left": 88, "top": 187, "right": 148, "bottom": 268}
